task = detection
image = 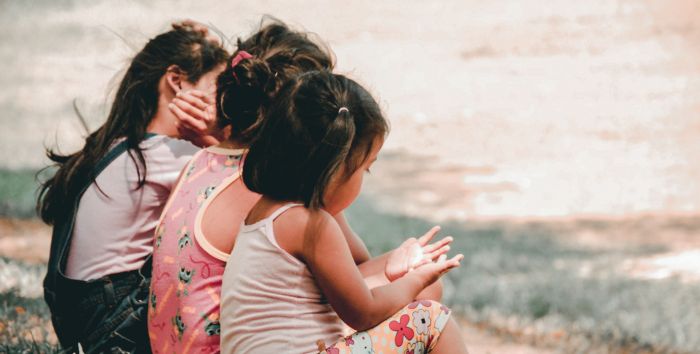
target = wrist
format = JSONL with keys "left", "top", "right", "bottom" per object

{"left": 404, "top": 269, "right": 431, "bottom": 291}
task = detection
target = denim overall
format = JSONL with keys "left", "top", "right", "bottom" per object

{"left": 44, "top": 135, "right": 156, "bottom": 354}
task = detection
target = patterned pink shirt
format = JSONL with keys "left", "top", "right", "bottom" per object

{"left": 148, "top": 146, "right": 244, "bottom": 354}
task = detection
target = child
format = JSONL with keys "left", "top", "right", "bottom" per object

{"left": 37, "top": 24, "right": 228, "bottom": 353}
{"left": 149, "top": 19, "right": 450, "bottom": 353}
{"left": 220, "top": 71, "right": 468, "bottom": 353}
{"left": 147, "top": 20, "right": 335, "bottom": 353}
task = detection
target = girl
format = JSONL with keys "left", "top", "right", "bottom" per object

{"left": 220, "top": 71, "right": 468, "bottom": 353}
{"left": 37, "top": 24, "right": 228, "bottom": 353}
{"left": 147, "top": 20, "right": 336, "bottom": 353}
{"left": 151, "top": 19, "right": 450, "bottom": 353}
{"left": 171, "top": 42, "right": 447, "bottom": 303}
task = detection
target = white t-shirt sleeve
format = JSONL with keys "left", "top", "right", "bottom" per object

{"left": 144, "top": 136, "right": 200, "bottom": 191}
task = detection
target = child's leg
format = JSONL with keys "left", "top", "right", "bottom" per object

{"left": 321, "top": 300, "right": 467, "bottom": 354}
{"left": 431, "top": 317, "right": 469, "bottom": 354}
{"left": 416, "top": 279, "right": 443, "bottom": 301}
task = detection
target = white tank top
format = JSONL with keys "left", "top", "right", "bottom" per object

{"left": 220, "top": 204, "right": 344, "bottom": 354}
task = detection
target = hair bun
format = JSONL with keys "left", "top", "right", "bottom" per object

{"left": 217, "top": 56, "right": 274, "bottom": 142}
{"left": 214, "top": 19, "right": 334, "bottom": 145}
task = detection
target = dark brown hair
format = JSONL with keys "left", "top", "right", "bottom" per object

{"left": 215, "top": 18, "right": 334, "bottom": 145}
{"left": 37, "top": 27, "right": 229, "bottom": 224}
{"left": 242, "top": 70, "right": 389, "bottom": 209}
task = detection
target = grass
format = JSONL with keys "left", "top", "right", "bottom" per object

{"left": 0, "top": 258, "right": 59, "bottom": 354}
{"left": 0, "top": 169, "right": 43, "bottom": 219}
{"left": 346, "top": 196, "right": 700, "bottom": 353}
{"left": 1, "top": 176, "right": 699, "bottom": 353}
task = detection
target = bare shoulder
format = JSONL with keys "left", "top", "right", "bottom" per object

{"left": 273, "top": 206, "right": 343, "bottom": 257}
{"left": 274, "top": 207, "right": 338, "bottom": 238}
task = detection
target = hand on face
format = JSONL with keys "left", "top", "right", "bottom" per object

{"left": 169, "top": 89, "right": 223, "bottom": 147}
{"left": 384, "top": 226, "right": 455, "bottom": 281}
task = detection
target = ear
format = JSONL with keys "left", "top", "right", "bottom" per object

{"left": 165, "top": 65, "right": 185, "bottom": 94}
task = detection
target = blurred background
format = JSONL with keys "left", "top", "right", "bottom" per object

{"left": 1, "top": 0, "right": 699, "bottom": 353}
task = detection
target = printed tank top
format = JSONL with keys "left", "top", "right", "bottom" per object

{"left": 148, "top": 146, "right": 244, "bottom": 354}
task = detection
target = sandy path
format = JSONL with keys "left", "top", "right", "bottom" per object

{"left": 461, "top": 322, "right": 555, "bottom": 354}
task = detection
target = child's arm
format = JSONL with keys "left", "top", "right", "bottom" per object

{"left": 334, "top": 213, "right": 449, "bottom": 281}
{"left": 333, "top": 212, "right": 370, "bottom": 264}
{"left": 339, "top": 221, "right": 448, "bottom": 301}
{"left": 169, "top": 90, "right": 225, "bottom": 147}
{"left": 297, "top": 210, "right": 461, "bottom": 331}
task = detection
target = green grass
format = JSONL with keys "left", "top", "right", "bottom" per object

{"left": 0, "top": 169, "right": 43, "bottom": 219}
{"left": 346, "top": 196, "right": 700, "bottom": 353}
{"left": 0, "top": 190, "right": 699, "bottom": 352}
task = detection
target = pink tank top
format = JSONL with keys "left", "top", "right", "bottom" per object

{"left": 148, "top": 146, "right": 245, "bottom": 354}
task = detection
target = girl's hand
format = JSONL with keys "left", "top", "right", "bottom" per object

{"left": 412, "top": 253, "right": 464, "bottom": 287}
{"left": 171, "top": 19, "right": 221, "bottom": 45}
{"left": 384, "top": 226, "right": 453, "bottom": 282}
{"left": 169, "top": 90, "right": 221, "bottom": 147}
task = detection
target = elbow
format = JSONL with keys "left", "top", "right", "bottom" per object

{"left": 353, "top": 248, "right": 371, "bottom": 265}
{"left": 341, "top": 309, "right": 383, "bottom": 332}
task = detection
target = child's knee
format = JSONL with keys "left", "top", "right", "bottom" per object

{"left": 403, "top": 300, "right": 451, "bottom": 332}
{"left": 416, "top": 279, "right": 443, "bottom": 302}
{"left": 396, "top": 300, "right": 452, "bottom": 351}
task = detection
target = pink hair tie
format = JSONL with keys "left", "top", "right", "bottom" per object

{"left": 231, "top": 50, "right": 253, "bottom": 83}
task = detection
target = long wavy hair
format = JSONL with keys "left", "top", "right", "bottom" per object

{"left": 37, "top": 27, "right": 228, "bottom": 225}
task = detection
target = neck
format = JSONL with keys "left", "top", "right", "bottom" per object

{"left": 147, "top": 96, "right": 179, "bottom": 137}
{"left": 216, "top": 136, "right": 247, "bottom": 150}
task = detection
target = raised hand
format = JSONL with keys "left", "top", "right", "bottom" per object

{"left": 411, "top": 253, "right": 464, "bottom": 287}
{"left": 384, "top": 226, "right": 454, "bottom": 281}
{"left": 171, "top": 19, "right": 221, "bottom": 45}
{"left": 169, "top": 90, "right": 222, "bottom": 147}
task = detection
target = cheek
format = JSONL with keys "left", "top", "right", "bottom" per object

{"left": 195, "top": 77, "right": 215, "bottom": 91}
{"left": 180, "top": 81, "right": 197, "bottom": 91}
{"left": 339, "top": 173, "right": 363, "bottom": 206}
{"left": 349, "top": 174, "right": 364, "bottom": 197}
{"left": 324, "top": 173, "right": 363, "bottom": 213}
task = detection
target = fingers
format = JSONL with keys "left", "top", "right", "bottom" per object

{"left": 177, "top": 91, "right": 210, "bottom": 110}
{"left": 422, "top": 236, "right": 453, "bottom": 254}
{"left": 417, "top": 226, "right": 441, "bottom": 246}
{"left": 423, "top": 244, "right": 450, "bottom": 262}
{"left": 400, "top": 237, "right": 417, "bottom": 248}
{"left": 439, "top": 254, "right": 464, "bottom": 273}
{"left": 172, "top": 96, "right": 211, "bottom": 127}
{"left": 172, "top": 19, "right": 209, "bottom": 36}
{"left": 410, "top": 257, "right": 432, "bottom": 270}
{"left": 172, "top": 20, "right": 221, "bottom": 45}
{"left": 170, "top": 101, "right": 209, "bottom": 135}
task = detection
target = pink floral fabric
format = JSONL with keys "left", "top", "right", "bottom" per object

{"left": 148, "top": 148, "right": 243, "bottom": 354}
